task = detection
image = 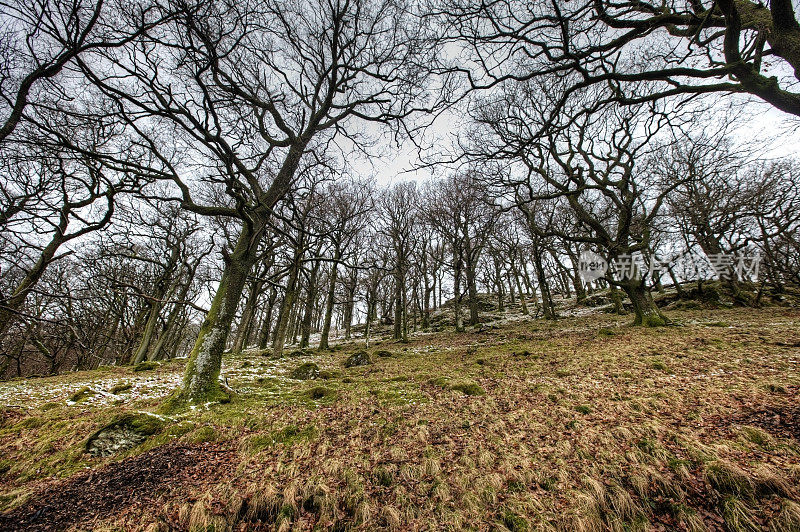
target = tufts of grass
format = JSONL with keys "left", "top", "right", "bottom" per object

{"left": 374, "top": 466, "right": 394, "bottom": 487}
{"left": 187, "top": 483, "right": 243, "bottom": 532}
{"left": 739, "top": 425, "right": 772, "bottom": 448}
{"left": 109, "top": 382, "right": 132, "bottom": 394}
{"left": 449, "top": 381, "right": 485, "bottom": 396}
{"left": 426, "top": 376, "right": 449, "bottom": 388}
{"left": 769, "top": 499, "right": 800, "bottom": 532}
{"left": 273, "top": 424, "right": 317, "bottom": 446}
{"left": 189, "top": 425, "right": 217, "bottom": 443}
{"left": 14, "top": 416, "right": 46, "bottom": 429}
{"left": 766, "top": 382, "right": 788, "bottom": 394}
{"left": 706, "top": 461, "right": 754, "bottom": 498}
{"left": 650, "top": 358, "right": 671, "bottom": 372}
{"left": 306, "top": 386, "right": 336, "bottom": 401}
{"left": 68, "top": 386, "right": 96, "bottom": 403}
{"left": 574, "top": 405, "right": 592, "bottom": 415}
{"left": 499, "top": 506, "right": 529, "bottom": 532}
{"left": 720, "top": 495, "right": 759, "bottom": 532}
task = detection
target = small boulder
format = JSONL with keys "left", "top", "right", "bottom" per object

{"left": 86, "top": 413, "right": 165, "bottom": 457}
{"left": 291, "top": 362, "right": 320, "bottom": 380}
{"left": 374, "top": 350, "right": 393, "bottom": 358}
{"left": 344, "top": 350, "right": 372, "bottom": 368}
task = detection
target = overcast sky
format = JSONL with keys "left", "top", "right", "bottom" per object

{"left": 360, "top": 93, "right": 800, "bottom": 187}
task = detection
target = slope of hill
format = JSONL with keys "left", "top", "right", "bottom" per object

{"left": 1, "top": 306, "right": 800, "bottom": 531}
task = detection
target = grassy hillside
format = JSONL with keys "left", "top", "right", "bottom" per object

{"left": 1, "top": 306, "right": 800, "bottom": 531}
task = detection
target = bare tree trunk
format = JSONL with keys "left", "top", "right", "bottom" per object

{"left": 319, "top": 258, "right": 339, "bottom": 350}
{"left": 422, "top": 275, "right": 432, "bottom": 330}
{"left": 300, "top": 258, "right": 322, "bottom": 348}
{"left": 149, "top": 294, "right": 186, "bottom": 361}
{"left": 466, "top": 265, "right": 479, "bottom": 326}
{"left": 343, "top": 276, "right": 356, "bottom": 340}
{"left": 272, "top": 250, "right": 302, "bottom": 357}
{"left": 131, "top": 300, "right": 163, "bottom": 365}
{"left": 513, "top": 266, "right": 529, "bottom": 316}
{"left": 290, "top": 297, "right": 302, "bottom": 346}
{"left": 0, "top": 230, "right": 66, "bottom": 338}
{"left": 506, "top": 271, "right": 516, "bottom": 309}
{"left": 453, "top": 263, "right": 464, "bottom": 332}
{"left": 233, "top": 278, "right": 263, "bottom": 353}
{"left": 666, "top": 264, "right": 685, "bottom": 297}
{"left": 257, "top": 286, "right": 278, "bottom": 350}
{"left": 566, "top": 248, "right": 587, "bottom": 303}
{"left": 494, "top": 259, "right": 505, "bottom": 312}
{"left": 531, "top": 245, "right": 555, "bottom": 319}
{"left": 464, "top": 235, "right": 480, "bottom": 326}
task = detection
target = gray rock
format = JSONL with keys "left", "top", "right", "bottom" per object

{"left": 344, "top": 350, "right": 372, "bottom": 368}
{"left": 291, "top": 362, "right": 320, "bottom": 380}
{"left": 85, "top": 413, "right": 164, "bottom": 457}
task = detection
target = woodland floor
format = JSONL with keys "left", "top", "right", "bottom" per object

{"left": 1, "top": 302, "right": 799, "bottom": 531}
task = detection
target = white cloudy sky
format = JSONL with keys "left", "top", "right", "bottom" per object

{"left": 357, "top": 92, "right": 800, "bottom": 187}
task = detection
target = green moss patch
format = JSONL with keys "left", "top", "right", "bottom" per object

{"left": 68, "top": 387, "right": 97, "bottom": 403}
{"left": 450, "top": 381, "right": 485, "bottom": 396}
{"left": 132, "top": 361, "right": 159, "bottom": 372}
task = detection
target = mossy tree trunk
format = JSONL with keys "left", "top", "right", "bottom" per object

{"left": 619, "top": 279, "right": 668, "bottom": 326}
{"left": 609, "top": 284, "right": 626, "bottom": 315}
{"left": 173, "top": 220, "right": 263, "bottom": 404}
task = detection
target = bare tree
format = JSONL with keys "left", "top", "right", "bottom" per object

{"left": 381, "top": 182, "right": 420, "bottom": 341}
{"left": 79, "top": 0, "right": 434, "bottom": 403}
{"left": 437, "top": 0, "right": 800, "bottom": 118}
{"left": 318, "top": 179, "right": 374, "bottom": 350}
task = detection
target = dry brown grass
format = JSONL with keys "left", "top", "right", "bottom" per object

{"left": 1, "top": 307, "right": 800, "bottom": 530}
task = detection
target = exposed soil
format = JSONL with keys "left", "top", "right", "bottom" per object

{"left": 735, "top": 401, "right": 800, "bottom": 442}
{"left": 0, "top": 442, "right": 237, "bottom": 531}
